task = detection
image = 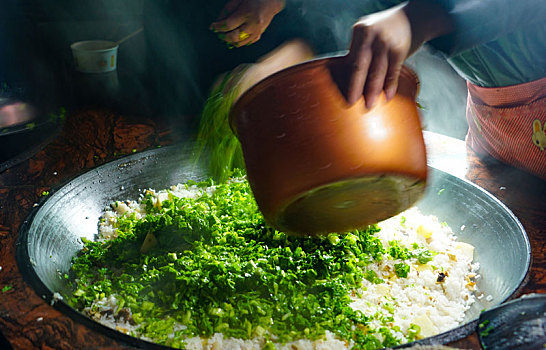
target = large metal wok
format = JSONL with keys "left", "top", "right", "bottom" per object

{"left": 16, "top": 144, "right": 531, "bottom": 349}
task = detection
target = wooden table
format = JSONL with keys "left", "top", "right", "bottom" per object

{"left": 0, "top": 109, "right": 544, "bottom": 349}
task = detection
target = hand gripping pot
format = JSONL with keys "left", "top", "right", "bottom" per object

{"left": 229, "top": 57, "right": 427, "bottom": 236}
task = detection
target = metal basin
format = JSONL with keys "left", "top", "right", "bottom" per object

{"left": 16, "top": 144, "right": 531, "bottom": 348}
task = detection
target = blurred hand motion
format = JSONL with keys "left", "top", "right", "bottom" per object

{"left": 210, "top": 0, "right": 285, "bottom": 47}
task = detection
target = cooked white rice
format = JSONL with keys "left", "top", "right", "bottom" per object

{"left": 90, "top": 181, "right": 479, "bottom": 349}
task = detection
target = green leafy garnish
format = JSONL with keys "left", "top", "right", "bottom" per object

{"left": 394, "top": 263, "right": 410, "bottom": 278}
{"left": 415, "top": 249, "right": 435, "bottom": 264}
{"left": 67, "top": 176, "right": 433, "bottom": 348}
{"left": 364, "top": 270, "right": 384, "bottom": 284}
{"left": 479, "top": 325, "right": 494, "bottom": 337}
{"left": 194, "top": 70, "right": 247, "bottom": 183}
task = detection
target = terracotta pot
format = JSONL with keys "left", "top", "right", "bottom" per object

{"left": 230, "top": 56, "right": 427, "bottom": 235}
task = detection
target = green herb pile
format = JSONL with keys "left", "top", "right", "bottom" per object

{"left": 67, "top": 175, "right": 433, "bottom": 349}
{"left": 194, "top": 69, "right": 247, "bottom": 183}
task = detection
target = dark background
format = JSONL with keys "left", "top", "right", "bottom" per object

{"left": 0, "top": 0, "right": 468, "bottom": 161}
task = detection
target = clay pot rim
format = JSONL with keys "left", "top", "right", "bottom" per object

{"left": 230, "top": 54, "right": 421, "bottom": 133}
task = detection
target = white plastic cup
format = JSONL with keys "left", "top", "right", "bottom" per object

{"left": 70, "top": 40, "right": 119, "bottom": 73}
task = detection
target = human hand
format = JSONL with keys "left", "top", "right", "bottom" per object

{"left": 210, "top": 0, "right": 285, "bottom": 48}
{"left": 341, "top": 0, "right": 454, "bottom": 108}
{"left": 342, "top": 5, "right": 413, "bottom": 108}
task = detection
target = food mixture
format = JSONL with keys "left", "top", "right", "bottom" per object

{"left": 66, "top": 175, "right": 479, "bottom": 350}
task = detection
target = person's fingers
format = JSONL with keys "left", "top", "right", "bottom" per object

{"left": 211, "top": 15, "right": 245, "bottom": 34}
{"left": 246, "top": 34, "right": 261, "bottom": 45}
{"left": 384, "top": 51, "right": 405, "bottom": 101}
{"left": 235, "top": 32, "right": 260, "bottom": 47}
{"left": 211, "top": 1, "right": 245, "bottom": 32}
{"left": 212, "top": 0, "right": 284, "bottom": 47}
{"left": 215, "top": 0, "right": 241, "bottom": 21}
{"left": 232, "top": 32, "right": 255, "bottom": 47}
{"left": 363, "top": 40, "right": 389, "bottom": 109}
{"left": 345, "top": 24, "right": 373, "bottom": 105}
{"left": 223, "top": 25, "right": 252, "bottom": 45}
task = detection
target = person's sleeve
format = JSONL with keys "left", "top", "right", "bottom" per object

{"left": 428, "top": 0, "right": 546, "bottom": 56}
{"left": 281, "top": 0, "right": 406, "bottom": 54}
{"left": 284, "top": 0, "right": 406, "bottom": 18}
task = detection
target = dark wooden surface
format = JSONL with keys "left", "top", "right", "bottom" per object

{"left": 0, "top": 110, "right": 544, "bottom": 349}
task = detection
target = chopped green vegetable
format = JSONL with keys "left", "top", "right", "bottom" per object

{"left": 407, "top": 323, "right": 421, "bottom": 342}
{"left": 364, "top": 270, "right": 384, "bottom": 284}
{"left": 194, "top": 70, "right": 247, "bottom": 183}
{"left": 415, "top": 249, "right": 435, "bottom": 264}
{"left": 394, "top": 263, "right": 410, "bottom": 278}
{"left": 388, "top": 241, "right": 435, "bottom": 265}
{"left": 479, "top": 325, "right": 494, "bottom": 337}
{"left": 67, "top": 175, "right": 437, "bottom": 348}
{"left": 479, "top": 319, "right": 490, "bottom": 328}
{"left": 2, "top": 285, "right": 13, "bottom": 293}
{"left": 388, "top": 240, "right": 411, "bottom": 260}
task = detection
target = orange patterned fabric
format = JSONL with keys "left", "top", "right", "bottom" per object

{"left": 465, "top": 76, "right": 546, "bottom": 179}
